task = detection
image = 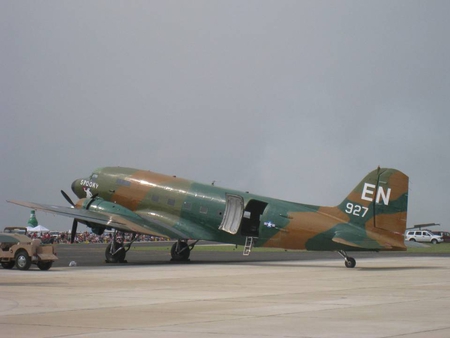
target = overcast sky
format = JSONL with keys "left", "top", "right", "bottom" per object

{"left": 2, "top": 1, "right": 449, "bottom": 233}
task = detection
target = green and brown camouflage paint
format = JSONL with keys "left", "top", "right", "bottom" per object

{"left": 71, "top": 166, "right": 408, "bottom": 252}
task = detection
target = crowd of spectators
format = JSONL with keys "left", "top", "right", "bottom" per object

{"left": 27, "top": 231, "right": 168, "bottom": 244}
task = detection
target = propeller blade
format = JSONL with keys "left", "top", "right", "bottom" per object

{"left": 71, "top": 219, "right": 77, "bottom": 244}
{"left": 61, "top": 190, "right": 75, "bottom": 207}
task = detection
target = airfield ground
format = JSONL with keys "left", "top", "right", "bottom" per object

{"left": 1, "top": 243, "right": 449, "bottom": 338}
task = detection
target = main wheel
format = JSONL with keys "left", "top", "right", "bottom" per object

{"left": 409, "top": 238, "right": 416, "bottom": 242}
{"left": 1, "top": 261, "right": 15, "bottom": 269}
{"left": 15, "top": 250, "right": 31, "bottom": 270}
{"left": 171, "top": 241, "right": 190, "bottom": 261}
{"left": 37, "top": 261, "right": 53, "bottom": 271}
{"left": 431, "top": 239, "right": 438, "bottom": 244}
{"left": 345, "top": 257, "right": 356, "bottom": 268}
{"left": 105, "top": 242, "right": 126, "bottom": 263}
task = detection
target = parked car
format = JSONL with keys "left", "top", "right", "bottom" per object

{"left": 1, "top": 227, "right": 58, "bottom": 270}
{"left": 431, "top": 231, "right": 450, "bottom": 243}
{"left": 405, "top": 230, "right": 443, "bottom": 244}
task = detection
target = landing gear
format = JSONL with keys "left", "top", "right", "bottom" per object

{"left": 338, "top": 250, "right": 356, "bottom": 269}
{"left": 170, "top": 240, "right": 199, "bottom": 261}
{"left": 105, "top": 241, "right": 126, "bottom": 263}
{"left": 105, "top": 231, "right": 140, "bottom": 263}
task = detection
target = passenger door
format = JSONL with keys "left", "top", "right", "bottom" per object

{"left": 422, "top": 232, "right": 431, "bottom": 242}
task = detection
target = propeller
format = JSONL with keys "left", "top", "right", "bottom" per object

{"left": 61, "top": 190, "right": 75, "bottom": 207}
{"left": 61, "top": 190, "right": 77, "bottom": 243}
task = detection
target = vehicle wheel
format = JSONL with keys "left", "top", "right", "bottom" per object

{"left": 37, "top": 261, "right": 53, "bottom": 271}
{"left": 431, "top": 239, "right": 438, "bottom": 244}
{"left": 171, "top": 241, "right": 190, "bottom": 261}
{"left": 1, "top": 261, "right": 15, "bottom": 269}
{"left": 15, "top": 250, "right": 31, "bottom": 270}
{"left": 105, "top": 242, "right": 126, "bottom": 263}
{"left": 409, "top": 238, "right": 416, "bottom": 242}
{"left": 345, "top": 257, "right": 356, "bottom": 268}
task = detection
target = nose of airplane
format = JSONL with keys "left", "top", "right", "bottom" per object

{"left": 71, "top": 179, "right": 83, "bottom": 198}
{"left": 71, "top": 179, "right": 77, "bottom": 193}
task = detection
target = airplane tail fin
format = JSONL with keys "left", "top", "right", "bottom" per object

{"left": 335, "top": 167, "right": 408, "bottom": 249}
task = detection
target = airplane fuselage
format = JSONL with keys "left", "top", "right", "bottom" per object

{"left": 70, "top": 167, "right": 407, "bottom": 252}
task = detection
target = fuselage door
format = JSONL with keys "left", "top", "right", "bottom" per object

{"left": 219, "top": 194, "right": 244, "bottom": 235}
{"left": 240, "top": 199, "right": 268, "bottom": 237}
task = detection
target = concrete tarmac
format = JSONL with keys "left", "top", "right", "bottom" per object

{"left": 1, "top": 244, "right": 450, "bottom": 337}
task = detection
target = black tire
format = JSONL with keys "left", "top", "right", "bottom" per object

{"left": 105, "top": 242, "right": 126, "bottom": 263}
{"left": 345, "top": 257, "right": 356, "bottom": 268}
{"left": 1, "top": 261, "right": 15, "bottom": 269}
{"left": 37, "top": 261, "right": 53, "bottom": 271}
{"left": 409, "top": 238, "right": 416, "bottom": 242}
{"left": 171, "top": 242, "right": 190, "bottom": 261}
{"left": 431, "top": 239, "right": 438, "bottom": 244}
{"left": 15, "top": 250, "right": 31, "bottom": 270}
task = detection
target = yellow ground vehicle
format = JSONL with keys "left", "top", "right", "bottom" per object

{"left": 0, "top": 227, "right": 58, "bottom": 270}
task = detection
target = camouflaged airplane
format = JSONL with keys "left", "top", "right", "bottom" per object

{"left": 8, "top": 166, "right": 408, "bottom": 268}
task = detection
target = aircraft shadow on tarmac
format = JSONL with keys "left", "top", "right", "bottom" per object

{"left": 53, "top": 256, "right": 447, "bottom": 271}
{"left": 356, "top": 266, "right": 445, "bottom": 271}
{"left": 54, "top": 245, "right": 450, "bottom": 269}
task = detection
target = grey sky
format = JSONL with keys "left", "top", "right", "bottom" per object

{"left": 1, "top": 1, "right": 449, "bottom": 232}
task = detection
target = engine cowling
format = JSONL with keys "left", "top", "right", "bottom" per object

{"left": 81, "top": 198, "right": 136, "bottom": 217}
{"left": 78, "top": 197, "right": 140, "bottom": 231}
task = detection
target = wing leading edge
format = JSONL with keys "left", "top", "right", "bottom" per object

{"left": 7, "top": 200, "right": 191, "bottom": 239}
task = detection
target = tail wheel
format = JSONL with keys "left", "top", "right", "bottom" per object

{"left": 338, "top": 250, "right": 356, "bottom": 269}
{"left": 345, "top": 257, "right": 356, "bottom": 268}
{"left": 37, "top": 261, "right": 53, "bottom": 271}
{"left": 1, "top": 262, "right": 15, "bottom": 269}
{"left": 15, "top": 250, "right": 31, "bottom": 270}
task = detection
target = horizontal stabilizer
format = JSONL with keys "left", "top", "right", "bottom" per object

{"left": 332, "top": 231, "right": 389, "bottom": 250}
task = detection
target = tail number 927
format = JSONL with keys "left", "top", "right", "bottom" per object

{"left": 345, "top": 203, "right": 369, "bottom": 217}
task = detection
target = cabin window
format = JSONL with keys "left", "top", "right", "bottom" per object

{"left": 199, "top": 206, "right": 208, "bottom": 214}
{"left": 116, "top": 178, "right": 131, "bottom": 187}
{"left": 152, "top": 195, "right": 159, "bottom": 203}
{"left": 182, "top": 202, "right": 192, "bottom": 210}
{"left": 168, "top": 198, "right": 175, "bottom": 206}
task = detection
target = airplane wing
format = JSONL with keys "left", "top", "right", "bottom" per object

{"left": 136, "top": 210, "right": 216, "bottom": 240}
{"left": 7, "top": 200, "right": 191, "bottom": 239}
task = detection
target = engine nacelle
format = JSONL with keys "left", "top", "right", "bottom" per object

{"left": 79, "top": 197, "right": 141, "bottom": 231}
{"left": 91, "top": 226, "right": 105, "bottom": 235}
{"left": 81, "top": 198, "right": 136, "bottom": 217}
